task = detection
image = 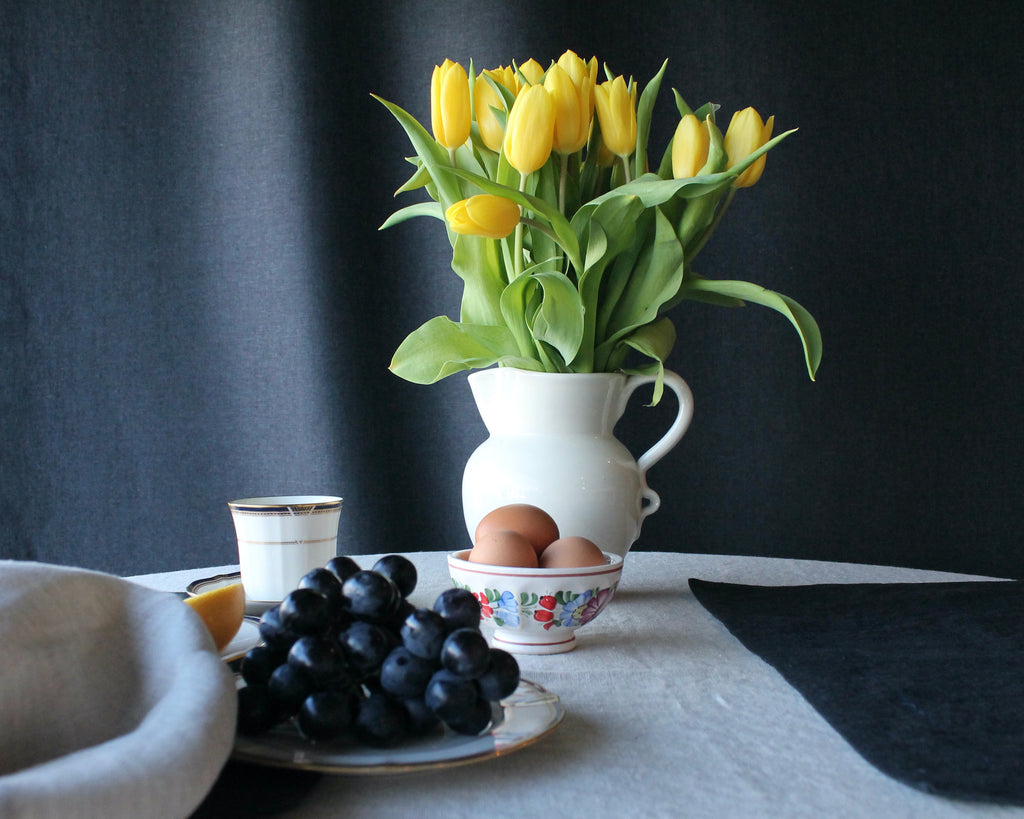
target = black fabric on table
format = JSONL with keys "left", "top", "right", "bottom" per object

{"left": 689, "top": 578, "right": 1024, "bottom": 805}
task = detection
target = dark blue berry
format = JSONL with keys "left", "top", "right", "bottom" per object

{"left": 288, "top": 636, "right": 350, "bottom": 689}
{"left": 237, "top": 685, "right": 277, "bottom": 735}
{"left": 445, "top": 696, "right": 494, "bottom": 736}
{"left": 424, "top": 669, "right": 478, "bottom": 723}
{"left": 354, "top": 691, "right": 409, "bottom": 747}
{"left": 380, "top": 646, "right": 436, "bottom": 699}
{"left": 384, "top": 597, "right": 416, "bottom": 633}
{"left": 401, "top": 608, "right": 448, "bottom": 660}
{"left": 476, "top": 648, "right": 520, "bottom": 701}
{"left": 401, "top": 696, "right": 441, "bottom": 736}
{"left": 372, "top": 555, "right": 418, "bottom": 598}
{"left": 297, "top": 689, "right": 357, "bottom": 742}
{"left": 440, "top": 627, "right": 491, "bottom": 679}
{"left": 278, "top": 588, "right": 332, "bottom": 636}
{"left": 325, "top": 555, "right": 361, "bottom": 584}
{"left": 433, "top": 587, "right": 482, "bottom": 631}
{"left": 240, "top": 644, "right": 286, "bottom": 686}
{"left": 258, "top": 605, "right": 297, "bottom": 651}
{"left": 342, "top": 570, "right": 400, "bottom": 623}
{"left": 338, "top": 621, "right": 394, "bottom": 677}
{"left": 267, "top": 662, "right": 313, "bottom": 718}
{"left": 298, "top": 568, "right": 345, "bottom": 618}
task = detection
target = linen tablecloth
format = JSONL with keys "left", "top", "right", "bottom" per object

{"left": 132, "top": 552, "right": 1019, "bottom": 819}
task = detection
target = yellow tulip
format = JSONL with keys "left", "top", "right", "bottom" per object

{"left": 593, "top": 75, "right": 637, "bottom": 158}
{"left": 672, "top": 114, "right": 711, "bottom": 179}
{"left": 431, "top": 59, "right": 471, "bottom": 150}
{"left": 503, "top": 84, "right": 555, "bottom": 175}
{"left": 474, "top": 66, "right": 519, "bottom": 153}
{"left": 723, "top": 107, "right": 775, "bottom": 188}
{"left": 517, "top": 58, "right": 546, "bottom": 87}
{"left": 445, "top": 195, "right": 521, "bottom": 240}
{"left": 556, "top": 49, "right": 597, "bottom": 92}
{"left": 544, "top": 61, "right": 595, "bottom": 154}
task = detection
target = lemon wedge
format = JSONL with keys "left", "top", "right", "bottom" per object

{"left": 185, "top": 583, "right": 245, "bottom": 652}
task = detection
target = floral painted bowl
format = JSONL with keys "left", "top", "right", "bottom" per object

{"left": 447, "top": 550, "right": 624, "bottom": 655}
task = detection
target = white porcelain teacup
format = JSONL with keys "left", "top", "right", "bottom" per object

{"left": 227, "top": 495, "right": 342, "bottom": 603}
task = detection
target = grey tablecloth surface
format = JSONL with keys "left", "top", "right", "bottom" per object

{"left": 131, "top": 552, "right": 1018, "bottom": 819}
{"left": 0, "top": 561, "right": 237, "bottom": 819}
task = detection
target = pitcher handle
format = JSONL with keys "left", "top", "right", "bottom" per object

{"left": 622, "top": 370, "right": 694, "bottom": 520}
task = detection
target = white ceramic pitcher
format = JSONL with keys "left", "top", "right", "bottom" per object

{"left": 462, "top": 367, "right": 694, "bottom": 558}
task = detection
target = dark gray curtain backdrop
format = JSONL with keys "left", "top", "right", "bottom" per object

{"left": 2, "top": 1, "right": 1022, "bottom": 578}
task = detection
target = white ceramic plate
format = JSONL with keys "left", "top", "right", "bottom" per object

{"left": 186, "top": 571, "right": 276, "bottom": 616}
{"left": 231, "top": 679, "right": 564, "bottom": 774}
{"left": 221, "top": 619, "right": 261, "bottom": 663}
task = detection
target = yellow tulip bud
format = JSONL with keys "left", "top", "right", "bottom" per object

{"left": 544, "top": 62, "right": 595, "bottom": 154}
{"left": 517, "top": 58, "right": 546, "bottom": 87}
{"left": 723, "top": 107, "right": 775, "bottom": 188}
{"left": 445, "top": 195, "right": 521, "bottom": 240}
{"left": 474, "top": 66, "right": 518, "bottom": 153}
{"left": 556, "top": 50, "right": 598, "bottom": 94}
{"left": 672, "top": 114, "right": 711, "bottom": 179}
{"left": 593, "top": 75, "right": 637, "bottom": 158}
{"left": 430, "top": 59, "right": 471, "bottom": 150}
{"left": 503, "top": 84, "right": 555, "bottom": 175}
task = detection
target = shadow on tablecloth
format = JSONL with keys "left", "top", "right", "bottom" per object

{"left": 191, "top": 762, "right": 321, "bottom": 818}
{"left": 689, "top": 578, "right": 1024, "bottom": 806}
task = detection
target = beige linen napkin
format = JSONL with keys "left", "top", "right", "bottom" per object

{"left": 0, "top": 561, "right": 237, "bottom": 819}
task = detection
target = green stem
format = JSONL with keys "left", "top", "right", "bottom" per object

{"left": 557, "top": 153, "right": 569, "bottom": 275}
{"left": 558, "top": 153, "right": 568, "bottom": 214}
{"left": 688, "top": 187, "right": 735, "bottom": 262}
{"left": 513, "top": 170, "right": 527, "bottom": 280}
{"left": 448, "top": 148, "right": 460, "bottom": 197}
{"left": 621, "top": 155, "right": 632, "bottom": 184}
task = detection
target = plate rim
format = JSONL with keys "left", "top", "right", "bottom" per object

{"left": 186, "top": 571, "right": 277, "bottom": 615}
{"left": 230, "top": 678, "right": 564, "bottom": 775}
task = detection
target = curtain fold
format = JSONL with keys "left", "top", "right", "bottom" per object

{"left": 2, "top": 1, "right": 1022, "bottom": 578}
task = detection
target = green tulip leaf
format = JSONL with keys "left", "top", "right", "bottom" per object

{"left": 618, "top": 317, "right": 677, "bottom": 405}
{"left": 634, "top": 60, "right": 668, "bottom": 180}
{"left": 388, "top": 316, "right": 537, "bottom": 384}
{"left": 372, "top": 95, "right": 464, "bottom": 210}
{"left": 672, "top": 89, "right": 694, "bottom": 119}
{"left": 379, "top": 201, "right": 445, "bottom": 231}
{"left": 573, "top": 196, "right": 645, "bottom": 370}
{"left": 595, "top": 213, "right": 650, "bottom": 347}
{"left": 501, "top": 271, "right": 585, "bottom": 367}
{"left": 595, "top": 207, "right": 684, "bottom": 364}
{"left": 526, "top": 272, "right": 586, "bottom": 364}
{"left": 394, "top": 160, "right": 432, "bottom": 196}
{"left": 681, "top": 278, "right": 822, "bottom": 379}
{"left": 451, "top": 234, "right": 507, "bottom": 326}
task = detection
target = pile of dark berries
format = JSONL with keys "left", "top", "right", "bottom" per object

{"left": 236, "top": 554, "right": 520, "bottom": 746}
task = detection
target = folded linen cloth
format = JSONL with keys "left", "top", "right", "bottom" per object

{"left": 689, "top": 578, "right": 1024, "bottom": 806}
{"left": 0, "top": 561, "right": 237, "bottom": 819}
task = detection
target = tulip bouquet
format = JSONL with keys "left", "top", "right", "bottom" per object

{"left": 375, "top": 52, "right": 820, "bottom": 401}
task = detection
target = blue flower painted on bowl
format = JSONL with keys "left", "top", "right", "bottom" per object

{"left": 493, "top": 590, "right": 521, "bottom": 627}
{"left": 558, "top": 588, "right": 595, "bottom": 627}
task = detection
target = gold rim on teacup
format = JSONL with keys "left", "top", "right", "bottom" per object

{"left": 228, "top": 496, "right": 343, "bottom": 515}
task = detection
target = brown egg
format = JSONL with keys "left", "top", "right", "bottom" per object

{"left": 475, "top": 504, "right": 559, "bottom": 557}
{"left": 538, "top": 536, "right": 606, "bottom": 569}
{"left": 469, "top": 529, "right": 539, "bottom": 568}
